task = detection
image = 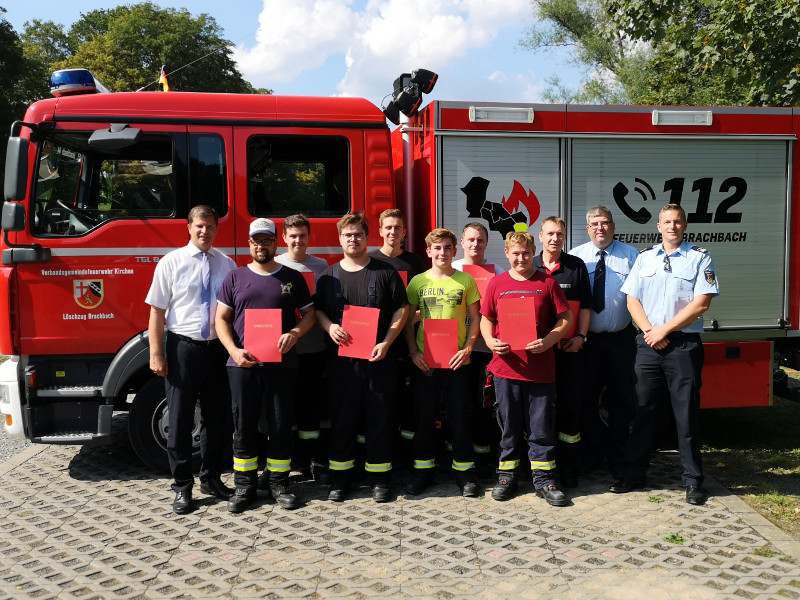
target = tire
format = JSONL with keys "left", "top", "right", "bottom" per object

{"left": 128, "top": 377, "right": 201, "bottom": 473}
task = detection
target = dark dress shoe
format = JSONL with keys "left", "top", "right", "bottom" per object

{"left": 455, "top": 472, "right": 479, "bottom": 498}
{"left": 328, "top": 478, "right": 350, "bottom": 502}
{"left": 270, "top": 484, "right": 301, "bottom": 509}
{"left": 173, "top": 490, "right": 192, "bottom": 514}
{"left": 200, "top": 478, "right": 234, "bottom": 500}
{"left": 685, "top": 485, "right": 707, "bottom": 505}
{"left": 227, "top": 488, "right": 256, "bottom": 513}
{"left": 609, "top": 477, "right": 646, "bottom": 494}
{"left": 372, "top": 483, "right": 391, "bottom": 503}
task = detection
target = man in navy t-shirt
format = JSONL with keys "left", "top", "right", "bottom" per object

{"left": 216, "top": 218, "right": 316, "bottom": 513}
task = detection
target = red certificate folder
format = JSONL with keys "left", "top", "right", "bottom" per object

{"left": 423, "top": 318, "right": 458, "bottom": 369}
{"left": 244, "top": 308, "right": 282, "bottom": 363}
{"left": 462, "top": 264, "right": 495, "bottom": 298}
{"left": 498, "top": 296, "right": 537, "bottom": 351}
{"left": 338, "top": 305, "right": 380, "bottom": 359}
{"left": 559, "top": 300, "right": 581, "bottom": 349}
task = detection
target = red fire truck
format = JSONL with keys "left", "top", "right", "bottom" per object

{"left": 0, "top": 69, "right": 792, "bottom": 470}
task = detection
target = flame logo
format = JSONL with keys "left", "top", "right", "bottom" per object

{"left": 502, "top": 181, "right": 540, "bottom": 227}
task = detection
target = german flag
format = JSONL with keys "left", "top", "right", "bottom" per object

{"left": 159, "top": 68, "right": 170, "bottom": 92}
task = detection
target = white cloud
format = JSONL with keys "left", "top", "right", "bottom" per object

{"left": 234, "top": 0, "right": 532, "bottom": 103}
{"left": 233, "top": 0, "right": 359, "bottom": 83}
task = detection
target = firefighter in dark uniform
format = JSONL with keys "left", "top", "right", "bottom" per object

{"left": 612, "top": 204, "right": 720, "bottom": 505}
{"left": 533, "top": 216, "right": 592, "bottom": 488}
{"left": 315, "top": 212, "right": 410, "bottom": 502}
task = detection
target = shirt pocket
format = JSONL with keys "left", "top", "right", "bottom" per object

{"left": 671, "top": 265, "right": 695, "bottom": 301}
{"left": 636, "top": 264, "right": 659, "bottom": 302}
{"left": 608, "top": 258, "right": 632, "bottom": 287}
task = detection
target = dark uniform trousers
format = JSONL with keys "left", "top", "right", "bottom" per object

{"left": 581, "top": 323, "right": 637, "bottom": 473}
{"left": 493, "top": 376, "right": 557, "bottom": 488}
{"left": 326, "top": 353, "right": 396, "bottom": 477}
{"left": 165, "top": 332, "right": 231, "bottom": 493}
{"left": 466, "top": 351, "right": 496, "bottom": 460}
{"left": 227, "top": 365, "right": 297, "bottom": 491}
{"left": 294, "top": 351, "right": 327, "bottom": 467}
{"left": 624, "top": 331, "right": 704, "bottom": 486}
{"left": 411, "top": 367, "right": 474, "bottom": 472}
{"left": 554, "top": 349, "right": 584, "bottom": 478}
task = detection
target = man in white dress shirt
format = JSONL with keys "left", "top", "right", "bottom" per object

{"left": 146, "top": 205, "right": 237, "bottom": 514}
{"left": 569, "top": 205, "right": 639, "bottom": 477}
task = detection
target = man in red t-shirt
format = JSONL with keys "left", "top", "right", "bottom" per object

{"left": 480, "top": 231, "right": 572, "bottom": 506}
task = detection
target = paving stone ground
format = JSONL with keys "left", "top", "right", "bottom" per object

{"left": 0, "top": 424, "right": 798, "bottom": 599}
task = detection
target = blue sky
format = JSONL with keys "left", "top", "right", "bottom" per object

{"left": 5, "top": 1, "right": 584, "bottom": 108}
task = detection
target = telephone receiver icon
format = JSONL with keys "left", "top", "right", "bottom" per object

{"left": 612, "top": 181, "right": 652, "bottom": 224}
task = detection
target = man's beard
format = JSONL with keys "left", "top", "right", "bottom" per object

{"left": 252, "top": 249, "right": 273, "bottom": 264}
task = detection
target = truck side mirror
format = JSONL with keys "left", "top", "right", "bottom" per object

{"left": 1, "top": 201, "right": 26, "bottom": 232}
{"left": 4, "top": 137, "right": 29, "bottom": 201}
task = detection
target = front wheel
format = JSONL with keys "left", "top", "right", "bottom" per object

{"left": 128, "top": 377, "right": 201, "bottom": 473}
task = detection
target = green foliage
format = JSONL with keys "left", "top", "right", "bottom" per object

{"left": 0, "top": 6, "right": 47, "bottom": 190}
{"left": 663, "top": 533, "right": 685, "bottom": 544}
{"left": 523, "top": 0, "right": 800, "bottom": 106}
{"left": 521, "top": 0, "right": 630, "bottom": 103}
{"left": 753, "top": 546, "right": 777, "bottom": 558}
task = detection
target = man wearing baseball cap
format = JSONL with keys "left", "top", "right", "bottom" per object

{"left": 216, "top": 218, "right": 316, "bottom": 513}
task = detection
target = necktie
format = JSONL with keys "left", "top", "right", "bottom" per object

{"left": 200, "top": 252, "right": 211, "bottom": 339}
{"left": 592, "top": 250, "right": 606, "bottom": 313}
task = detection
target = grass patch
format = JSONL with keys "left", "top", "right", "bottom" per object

{"left": 664, "top": 533, "right": 685, "bottom": 544}
{"left": 648, "top": 496, "right": 664, "bottom": 503}
{"left": 701, "top": 392, "right": 800, "bottom": 540}
{"left": 753, "top": 546, "right": 777, "bottom": 558}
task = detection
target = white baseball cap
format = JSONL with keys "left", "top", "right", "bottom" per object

{"left": 249, "top": 218, "right": 276, "bottom": 238}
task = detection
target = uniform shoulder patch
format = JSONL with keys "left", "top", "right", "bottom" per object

{"left": 691, "top": 246, "right": 708, "bottom": 254}
{"left": 704, "top": 269, "right": 716, "bottom": 284}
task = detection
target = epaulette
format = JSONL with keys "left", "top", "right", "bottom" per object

{"left": 690, "top": 246, "right": 708, "bottom": 254}
{"left": 639, "top": 245, "right": 658, "bottom": 254}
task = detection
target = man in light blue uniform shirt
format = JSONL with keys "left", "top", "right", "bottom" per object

{"left": 569, "top": 205, "right": 639, "bottom": 477}
{"left": 612, "top": 204, "right": 720, "bottom": 505}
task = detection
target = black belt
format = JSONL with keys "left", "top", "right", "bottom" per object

{"left": 167, "top": 331, "right": 221, "bottom": 347}
{"left": 591, "top": 323, "right": 635, "bottom": 337}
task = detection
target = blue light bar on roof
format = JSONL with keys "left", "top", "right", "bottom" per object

{"left": 50, "top": 68, "right": 111, "bottom": 97}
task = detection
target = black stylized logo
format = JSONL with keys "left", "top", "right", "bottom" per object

{"left": 461, "top": 176, "right": 541, "bottom": 239}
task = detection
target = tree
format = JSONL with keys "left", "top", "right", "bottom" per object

{"left": 522, "top": 0, "right": 800, "bottom": 106}
{"left": 24, "top": 2, "right": 264, "bottom": 94}
{"left": 520, "top": 0, "right": 634, "bottom": 103}
{"left": 610, "top": 0, "right": 800, "bottom": 106}
{"left": 0, "top": 6, "right": 48, "bottom": 191}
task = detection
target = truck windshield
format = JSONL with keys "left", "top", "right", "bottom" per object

{"left": 33, "top": 132, "right": 174, "bottom": 236}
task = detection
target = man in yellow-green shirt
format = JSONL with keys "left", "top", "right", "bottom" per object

{"left": 404, "top": 228, "right": 481, "bottom": 498}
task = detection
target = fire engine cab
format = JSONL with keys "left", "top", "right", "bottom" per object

{"left": 0, "top": 68, "right": 795, "bottom": 470}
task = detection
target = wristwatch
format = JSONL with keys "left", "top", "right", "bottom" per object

{"left": 576, "top": 333, "right": 587, "bottom": 341}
